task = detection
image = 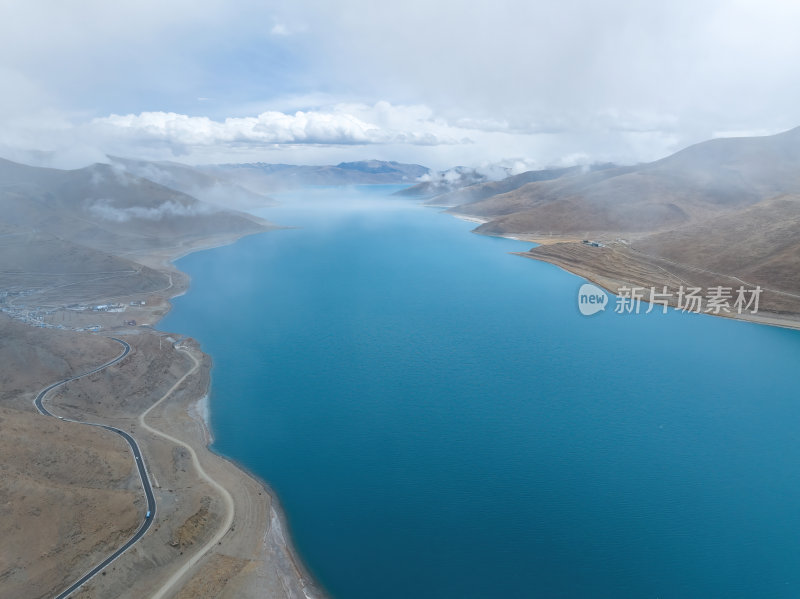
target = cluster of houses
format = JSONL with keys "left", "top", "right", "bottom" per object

{"left": 2, "top": 298, "right": 148, "bottom": 332}
{"left": 66, "top": 302, "right": 128, "bottom": 313}
{"left": 0, "top": 305, "right": 72, "bottom": 330}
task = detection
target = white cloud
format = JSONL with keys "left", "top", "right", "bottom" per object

{"left": 87, "top": 198, "right": 215, "bottom": 222}
{"left": 711, "top": 128, "right": 784, "bottom": 139}
{"left": 90, "top": 104, "right": 472, "bottom": 149}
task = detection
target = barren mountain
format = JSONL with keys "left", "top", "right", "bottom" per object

{"left": 0, "top": 226, "right": 170, "bottom": 307}
{"left": 423, "top": 164, "right": 617, "bottom": 207}
{"left": 456, "top": 127, "right": 800, "bottom": 238}
{"left": 0, "top": 155, "right": 275, "bottom": 319}
{"left": 0, "top": 158, "right": 270, "bottom": 254}
{"left": 633, "top": 194, "right": 800, "bottom": 296}
{"left": 108, "top": 156, "right": 275, "bottom": 211}
{"left": 472, "top": 128, "right": 800, "bottom": 322}
{"left": 0, "top": 316, "right": 140, "bottom": 598}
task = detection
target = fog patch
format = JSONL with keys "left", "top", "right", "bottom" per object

{"left": 86, "top": 198, "right": 216, "bottom": 222}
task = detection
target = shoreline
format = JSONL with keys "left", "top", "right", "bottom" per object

{"left": 151, "top": 227, "right": 331, "bottom": 598}
{"left": 202, "top": 438, "right": 330, "bottom": 599}
{"left": 454, "top": 218, "right": 800, "bottom": 331}
{"left": 512, "top": 248, "right": 800, "bottom": 332}
{"left": 450, "top": 213, "right": 488, "bottom": 225}
{"left": 188, "top": 392, "right": 212, "bottom": 444}
{"left": 450, "top": 211, "right": 576, "bottom": 244}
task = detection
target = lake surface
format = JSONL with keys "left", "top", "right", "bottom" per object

{"left": 160, "top": 186, "right": 800, "bottom": 599}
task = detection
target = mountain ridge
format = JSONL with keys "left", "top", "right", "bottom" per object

{"left": 206, "top": 159, "right": 429, "bottom": 190}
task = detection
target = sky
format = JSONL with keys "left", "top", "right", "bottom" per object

{"left": 2, "top": 0, "right": 800, "bottom": 171}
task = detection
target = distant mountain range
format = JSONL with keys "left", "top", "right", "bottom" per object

{"left": 206, "top": 160, "right": 429, "bottom": 191}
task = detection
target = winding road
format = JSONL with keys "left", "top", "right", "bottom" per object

{"left": 139, "top": 346, "right": 235, "bottom": 599}
{"left": 33, "top": 337, "right": 157, "bottom": 599}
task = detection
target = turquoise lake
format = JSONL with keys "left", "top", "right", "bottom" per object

{"left": 160, "top": 186, "right": 800, "bottom": 598}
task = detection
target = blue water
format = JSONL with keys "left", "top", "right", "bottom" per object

{"left": 160, "top": 186, "right": 800, "bottom": 599}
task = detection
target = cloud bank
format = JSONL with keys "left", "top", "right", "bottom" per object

{"left": 92, "top": 103, "right": 463, "bottom": 147}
